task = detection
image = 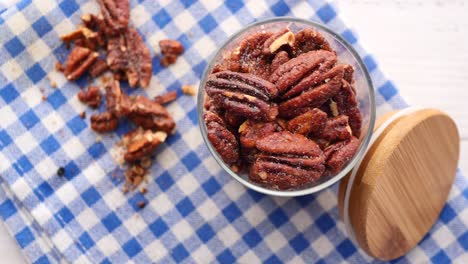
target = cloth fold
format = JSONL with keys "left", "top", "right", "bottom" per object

{"left": 0, "top": 0, "right": 467, "bottom": 263}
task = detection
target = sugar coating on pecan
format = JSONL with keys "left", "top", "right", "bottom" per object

{"left": 89, "top": 58, "right": 109, "bottom": 77}
{"left": 205, "top": 111, "right": 239, "bottom": 164}
{"left": 107, "top": 27, "right": 152, "bottom": 87}
{"left": 206, "top": 71, "right": 278, "bottom": 121}
{"left": 203, "top": 26, "right": 363, "bottom": 190}
{"left": 250, "top": 132, "right": 325, "bottom": 190}
{"left": 78, "top": 86, "right": 102, "bottom": 108}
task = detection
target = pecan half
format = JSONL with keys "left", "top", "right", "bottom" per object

{"left": 333, "top": 80, "right": 362, "bottom": 137}
{"left": 287, "top": 108, "right": 327, "bottom": 135}
{"left": 205, "top": 71, "right": 279, "bottom": 121}
{"left": 128, "top": 95, "right": 176, "bottom": 134}
{"left": 215, "top": 31, "right": 273, "bottom": 79}
{"left": 122, "top": 127, "right": 167, "bottom": 162}
{"left": 238, "top": 120, "right": 280, "bottom": 162}
{"left": 90, "top": 112, "right": 118, "bottom": 132}
{"left": 88, "top": 58, "right": 109, "bottom": 77}
{"left": 107, "top": 27, "right": 152, "bottom": 87}
{"left": 105, "top": 80, "right": 132, "bottom": 117}
{"left": 262, "top": 28, "right": 295, "bottom": 55}
{"left": 319, "top": 115, "right": 352, "bottom": 141}
{"left": 77, "top": 86, "right": 102, "bottom": 108}
{"left": 324, "top": 136, "right": 359, "bottom": 174}
{"left": 64, "top": 46, "right": 98, "bottom": 80}
{"left": 205, "top": 111, "right": 239, "bottom": 164}
{"left": 292, "top": 28, "right": 332, "bottom": 57}
{"left": 98, "top": 0, "right": 130, "bottom": 35}
{"left": 249, "top": 131, "right": 325, "bottom": 190}
{"left": 270, "top": 50, "right": 337, "bottom": 94}
{"left": 278, "top": 73, "right": 343, "bottom": 118}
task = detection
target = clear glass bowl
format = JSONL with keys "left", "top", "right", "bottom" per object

{"left": 197, "top": 17, "right": 375, "bottom": 197}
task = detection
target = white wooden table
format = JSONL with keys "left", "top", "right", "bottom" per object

{"left": 1, "top": 1, "right": 467, "bottom": 263}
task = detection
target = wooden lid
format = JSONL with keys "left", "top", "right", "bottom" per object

{"left": 338, "top": 108, "right": 459, "bottom": 260}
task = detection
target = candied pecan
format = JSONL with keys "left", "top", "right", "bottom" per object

{"left": 271, "top": 51, "right": 290, "bottom": 73}
{"left": 270, "top": 50, "right": 337, "bottom": 94}
{"left": 89, "top": 58, "right": 109, "bottom": 77}
{"left": 238, "top": 120, "right": 280, "bottom": 163}
{"left": 205, "top": 71, "right": 279, "bottom": 121}
{"left": 249, "top": 132, "right": 325, "bottom": 190}
{"left": 153, "top": 91, "right": 177, "bottom": 105}
{"left": 204, "top": 111, "right": 239, "bottom": 164}
{"left": 324, "top": 136, "right": 359, "bottom": 174}
{"left": 122, "top": 127, "right": 167, "bottom": 162}
{"left": 128, "top": 95, "right": 176, "bottom": 134}
{"left": 262, "top": 28, "right": 295, "bottom": 55}
{"left": 98, "top": 0, "right": 130, "bottom": 35}
{"left": 292, "top": 28, "right": 332, "bottom": 57}
{"left": 278, "top": 74, "right": 343, "bottom": 118}
{"left": 287, "top": 108, "right": 327, "bottom": 135}
{"left": 218, "top": 31, "right": 273, "bottom": 78}
{"left": 158, "top": 39, "right": 185, "bottom": 67}
{"left": 159, "top": 39, "right": 184, "bottom": 56}
{"left": 107, "top": 27, "right": 152, "bottom": 87}
{"left": 90, "top": 112, "right": 118, "bottom": 132}
{"left": 319, "top": 115, "right": 352, "bottom": 141}
{"left": 64, "top": 46, "right": 98, "bottom": 80}
{"left": 333, "top": 80, "right": 362, "bottom": 137}
{"left": 105, "top": 80, "right": 132, "bottom": 117}
{"left": 78, "top": 86, "right": 102, "bottom": 108}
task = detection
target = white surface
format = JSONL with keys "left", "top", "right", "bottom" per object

{"left": 1, "top": 1, "right": 467, "bottom": 263}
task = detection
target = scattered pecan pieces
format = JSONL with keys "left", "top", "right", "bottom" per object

{"left": 78, "top": 86, "right": 102, "bottom": 108}
{"left": 250, "top": 132, "right": 325, "bottom": 190}
{"left": 122, "top": 127, "right": 167, "bottom": 162}
{"left": 128, "top": 95, "right": 176, "bottom": 134}
{"left": 204, "top": 111, "right": 239, "bottom": 164}
{"left": 206, "top": 71, "right": 279, "bottom": 121}
{"left": 89, "top": 58, "right": 109, "bottom": 77}
{"left": 64, "top": 46, "right": 98, "bottom": 80}
{"left": 90, "top": 112, "right": 118, "bottom": 133}
{"left": 107, "top": 26, "right": 152, "bottom": 87}
{"left": 105, "top": 80, "right": 132, "bottom": 117}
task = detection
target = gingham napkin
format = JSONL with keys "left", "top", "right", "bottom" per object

{"left": 0, "top": 0, "right": 467, "bottom": 263}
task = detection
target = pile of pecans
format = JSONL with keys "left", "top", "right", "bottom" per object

{"left": 56, "top": 0, "right": 185, "bottom": 203}
{"left": 204, "top": 27, "right": 362, "bottom": 190}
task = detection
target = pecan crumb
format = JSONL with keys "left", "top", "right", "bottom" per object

{"left": 79, "top": 111, "right": 86, "bottom": 119}
{"left": 181, "top": 85, "right": 197, "bottom": 96}
{"left": 137, "top": 201, "right": 146, "bottom": 209}
{"left": 78, "top": 86, "right": 102, "bottom": 108}
{"left": 42, "top": 95, "right": 47, "bottom": 101}
{"left": 159, "top": 39, "right": 184, "bottom": 67}
{"left": 154, "top": 91, "right": 177, "bottom": 105}
{"left": 140, "top": 187, "right": 147, "bottom": 194}
{"left": 55, "top": 62, "right": 64, "bottom": 72}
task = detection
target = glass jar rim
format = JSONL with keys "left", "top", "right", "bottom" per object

{"left": 197, "top": 17, "right": 376, "bottom": 197}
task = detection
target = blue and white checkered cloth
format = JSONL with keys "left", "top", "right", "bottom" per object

{"left": 0, "top": 0, "right": 467, "bottom": 263}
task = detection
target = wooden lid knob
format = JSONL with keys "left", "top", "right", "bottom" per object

{"left": 338, "top": 108, "right": 459, "bottom": 260}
